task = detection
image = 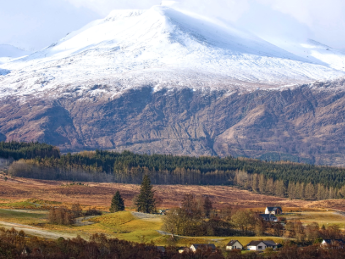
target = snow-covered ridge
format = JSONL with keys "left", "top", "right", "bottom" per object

{"left": 0, "top": 44, "right": 28, "bottom": 58}
{"left": 270, "top": 39, "right": 345, "bottom": 72}
{"left": 0, "top": 5, "right": 345, "bottom": 100}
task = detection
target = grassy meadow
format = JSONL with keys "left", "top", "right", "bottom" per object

{"left": 0, "top": 199, "right": 344, "bottom": 247}
{"left": 283, "top": 211, "right": 345, "bottom": 228}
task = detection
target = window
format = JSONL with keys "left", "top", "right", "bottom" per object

{"left": 258, "top": 246, "right": 262, "bottom": 249}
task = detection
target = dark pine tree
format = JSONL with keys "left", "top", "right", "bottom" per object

{"left": 203, "top": 196, "right": 213, "bottom": 218}
{"left": 110, "top": 191, "right": 125, "bottom": 212}
{"left": 135, "top": 175, "right": 156, "bottom": 213}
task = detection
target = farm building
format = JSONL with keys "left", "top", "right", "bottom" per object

{"left": 226, "top": 240, "right": 243, "bottom": 250}
{"left": 265, "top": 207, "right": 282, "bottom": 215}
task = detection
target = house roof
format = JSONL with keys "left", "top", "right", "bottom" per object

{"left": 227, "top": 240, "right": 242, "bottom": 246}
{"left": 247, "top": 241, "right": 265, "bottom": 246}
{"left": 263, "top": 240, "right": 277, "bottom": 246}
{"left": 247, "top": 240, "right": 277, "bottom": 247}
{"left": 191, "top": 244, "right": 216, "bottom": 249}
{"left": 266, "top": 207, "right": 282, "bottom": 212}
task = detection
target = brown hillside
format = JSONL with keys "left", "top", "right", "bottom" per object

{"left": 0, "top": 176, "right": 344, "bottom": 211}
{"left": 2, "top": 80, "right": 345, "bottom": 166}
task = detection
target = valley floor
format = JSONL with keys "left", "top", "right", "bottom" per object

{"left": 1, "top": 176, "right": 345, "bottom": 211}
{"left": 0, "top": 208, "right": 344, "bottom": 246}
{"left": 1, "top": 176, "right": 345, "bottom": 244}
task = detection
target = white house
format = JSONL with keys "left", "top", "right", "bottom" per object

{"left": 226, "top": 240, "right": 243, "bottom": 250}
{"left": 265, "top": 207, "right": 282, "bottom": 215}
{"left": 246, "top": 240, "right": 277, "bottom": 251}
{"left": 259, "top": 214, "right": 278, "bottom": 222}
{"left": 190, "top": 244, "right": 216, "bottom": 253}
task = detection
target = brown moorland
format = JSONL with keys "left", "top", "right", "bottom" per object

{"left": 0, "top": 175, "right": 345, "bottom": 211}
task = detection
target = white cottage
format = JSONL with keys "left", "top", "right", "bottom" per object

{"left": 265, "top": 207, "right": 282, "bottom": 215}
{"left": 246, "top": 240, "right": 277, "bottom": 251}
{"left": 246, "top": 241, "right": 267, "bottom": 251}
{"left": 226, "top": 240, "right": 243, "bottom": 250}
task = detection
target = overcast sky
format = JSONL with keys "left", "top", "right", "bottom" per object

{"left": 1, "top": 0, "right": 345, "bottom": 51}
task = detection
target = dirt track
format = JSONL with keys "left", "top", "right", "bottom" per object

{"left": 0, "top": 221, "right": 77, "bottom": 239}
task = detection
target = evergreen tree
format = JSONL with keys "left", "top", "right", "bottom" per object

{"left": 203, "top": 196, "right": 213, "bottom": 218}
{"left": 135, "top": 175, "right": 156, "bottom": 213}
{"left": 110, "top": 191, "right": 125, "bottom": 212}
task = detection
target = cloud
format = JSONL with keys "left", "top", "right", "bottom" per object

{"left": 256, "top": 0, "right": 345, "bottom": 48}
{"left": 0, "top": 0, "right": 99, "bottom": 50}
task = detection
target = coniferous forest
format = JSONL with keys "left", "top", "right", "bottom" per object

{"left": 3, "top": 141, "right": 345, "bottom": 200}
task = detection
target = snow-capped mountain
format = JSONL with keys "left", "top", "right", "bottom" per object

{"left": 1, "top": 5, "right": 345, "bottom": 100}
{"left": 2, "top": 4, "right": 345, "bottom": 166}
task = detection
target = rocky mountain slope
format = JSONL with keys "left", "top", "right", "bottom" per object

{"left": 1, "top": 5, "right": 345, "bottom": 166}
{"left": 1, "top": 79, "right": 345, "bottom": 166}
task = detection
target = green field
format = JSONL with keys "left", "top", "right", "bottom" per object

{"left": 283, "top": 211, "right": 345, "bottom": 228}
{"left": 0, "top": 208, "right": 344, "bottom": 246}
{"left": 0, "top": 208, "right": 48, "bottom": 225}
{"left": 0, "top": 209, "right": 289, "bottom": 246}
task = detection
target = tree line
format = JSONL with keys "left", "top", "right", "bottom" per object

{"left": 3, "top": 141, "right": 345, "bottom": 200}
{"left": 48, "top": 203, "right": 101, "bottom": 225}
{"left": 233, "top": 170, "right": 345, "bottom": 200}
{"left": 2, "top": 227, "right": 345, "bottom": 258}
{"left": 0, "top": 141, "right": 59, "bottom": 160}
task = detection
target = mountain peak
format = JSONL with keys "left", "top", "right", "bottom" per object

{"left": 1, "top": 6, "right": 345, "bottom": 100}
{"left": 104, "top": 9, "right": 144, "bottom": 22}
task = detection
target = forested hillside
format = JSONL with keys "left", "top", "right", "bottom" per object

{"left": 2, "top": 141, "right": 345, "bottom": 200}
{"left": 0, "top": 141, "right": 60, "bottom": 160}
